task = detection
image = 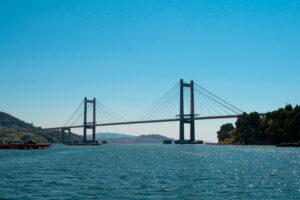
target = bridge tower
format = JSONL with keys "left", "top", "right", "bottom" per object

{"left": 175, "top": 79, "right": 200, "bottom": 144}
{"left": 83, "top": 97, "right": 96, "bottom": 143}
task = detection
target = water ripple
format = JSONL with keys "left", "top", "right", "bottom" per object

{"left": 0, "top": 144, "right": 299, "bottom": 199}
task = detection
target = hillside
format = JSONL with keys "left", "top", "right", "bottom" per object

{"left": 0, "top": 111, "right": 37, "bottom": 130}
{"left": 0, "top": 111, "right": 82, "bottom": 143}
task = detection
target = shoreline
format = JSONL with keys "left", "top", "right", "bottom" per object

{"left": 207, "top": 142, "right": 300, "bottom": 147}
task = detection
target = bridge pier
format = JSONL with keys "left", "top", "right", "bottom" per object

{"left": 61, "top": 128, "right": 65, "bottom": 143}
{"left": 56, "top": 128, "right": 60, "bottom": 142}
{"left": 60, "top": 128, "right": 71, "bottom": 143}
{"left": 67, "top": 128, "right": 71, "bottom": 143}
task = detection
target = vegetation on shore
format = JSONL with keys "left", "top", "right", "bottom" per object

{"left": 217, "top": 105, "right": 300, "bottom": 145}
{"left": 0, "top": 111, "right": 82, "bottom": 143}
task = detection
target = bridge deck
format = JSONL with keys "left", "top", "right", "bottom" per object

{"left": 43, "top": 113, "right": 266, "bottom": 130}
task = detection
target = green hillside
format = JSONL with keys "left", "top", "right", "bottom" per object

{"left": 0, "top": 111, "right": 82, "bottom": 143}
{"left": 0, "top": 111, "right": 37, "bottom": 130}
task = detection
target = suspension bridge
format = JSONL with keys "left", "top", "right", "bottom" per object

{"left": 34, "top": 79, "right": 265, "bottom": 144}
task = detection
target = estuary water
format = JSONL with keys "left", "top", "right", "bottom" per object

{"left": 0, "top": 144, "right": 299, "bottom": 200}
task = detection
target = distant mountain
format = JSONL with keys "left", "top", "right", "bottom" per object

{"left": 98, "top": 134, "right": 174, "bottom": 144}
{"left": 94, "top": 132, "right": 135, "bottom": 139}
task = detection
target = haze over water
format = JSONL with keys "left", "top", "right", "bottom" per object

{"left": 0, "top": 144, "right": 299, "bottom": 199}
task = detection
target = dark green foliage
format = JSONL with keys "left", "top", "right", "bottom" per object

{"left": 217, "top": 123, "right": 234, "bottom": 142}
{"left": 21, "top": 135, "right": 31, "bottom": 141}
{"left": 235, "top": 112, "right": 261, "bottom": 144}
{"left": 217, "top": 105, "right": 300, "bottom": 144}
{"left": 263, "top": 105, "right": 300, "bottom": 143}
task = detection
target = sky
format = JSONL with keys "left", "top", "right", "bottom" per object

{"left": 1, "top": 0, "right": 299, "bottom": 142}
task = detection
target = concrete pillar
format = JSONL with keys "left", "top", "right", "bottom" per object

{"left": 68, "top": 129, "right": 71, "bottom": 143}
{"left": 83, "top": 97, "right": 87, "bottom": 143}
{"left": 92, "top": 98, "right": 96, "bottom": 142}
{"left": 179, "top": 79, "right": 184, "bottom": 141}
{"left": 190, "top": 80, "right": 195, "bottom": 141}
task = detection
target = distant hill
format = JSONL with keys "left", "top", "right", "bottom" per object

{"left": 94, "top": 132, "right": 135, "bottom": 139}
{"left": 98, "top": 134, "right": 174, "bottom": 144}
{"left": 0, "top": 111, "right": 81, "bottom": 143}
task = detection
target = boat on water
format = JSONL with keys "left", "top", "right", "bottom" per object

{"left": 0, "top": 140, "right": 51, "bottom": 149}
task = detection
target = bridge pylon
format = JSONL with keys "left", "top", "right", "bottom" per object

{"left": 175, "top": 79, "right": 202, "bottom": 144}
{"left": 83, "top": 97, "right": 96, "bottom": 143}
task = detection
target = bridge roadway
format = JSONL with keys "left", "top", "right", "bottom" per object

{"left": 43, "top": 113, "right": 267, "bottom": 130}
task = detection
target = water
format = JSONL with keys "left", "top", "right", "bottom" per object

{"left": 0, "top": 144, "right": 299, "bottom": 200}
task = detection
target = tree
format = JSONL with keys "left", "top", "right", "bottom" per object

{"left": 218, "top": 105, "right": 300, "bottom": 145}
{"left": 235, "top": 112, "right": 261, "bottom": 144}
{"left": 217, "top": 123, "right": 234, "bottom": 142}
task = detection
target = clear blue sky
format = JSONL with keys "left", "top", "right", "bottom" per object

{"left": 1, "top": 0, "right": 299, "bottom": 141}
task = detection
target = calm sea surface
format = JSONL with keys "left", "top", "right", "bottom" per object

{"left": 0, "top": 144, "right": 299, "bottom": 199}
